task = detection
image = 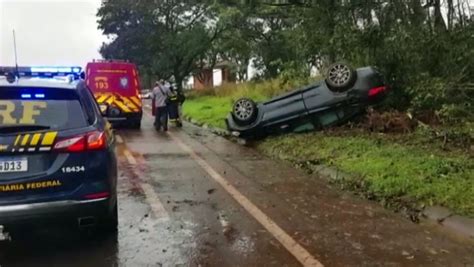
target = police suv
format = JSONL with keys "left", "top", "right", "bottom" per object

{"left": 0, "top": 67, "right": 118, "bottom": 239}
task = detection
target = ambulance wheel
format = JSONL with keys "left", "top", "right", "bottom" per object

{"left": 130, "top": 121, "right": 141, "bottom": 129}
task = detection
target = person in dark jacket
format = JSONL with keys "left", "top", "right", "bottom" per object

{"left": 167, "top": 85, "right": 185, "bottom": 127}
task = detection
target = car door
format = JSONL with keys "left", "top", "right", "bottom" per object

{"left": 261, "top": 90, "right": 308, "bottom": 126}
{"left": 302, "top": 83, "right": 349, "bottom": 114}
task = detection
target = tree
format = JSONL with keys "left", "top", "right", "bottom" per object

{"left": 97, "top": 0, "right": 221, "bottom": 89}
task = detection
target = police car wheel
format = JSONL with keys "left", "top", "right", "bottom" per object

{"left": 232, "top": 98, "right": 258, "bottom": 126}
{"left": 100, "top": 204, "right": 118, "bottom": 234}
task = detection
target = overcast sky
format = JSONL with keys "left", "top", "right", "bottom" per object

{"left": 0, "top": 0, "right": 106, "bottom": 68}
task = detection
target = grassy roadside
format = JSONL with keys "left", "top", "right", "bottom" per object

{"left": 258, "top": 131, "right": 474, "bottom": 217}
{"left": 182, "top": 96, "right": 230, "bottom": 129}
{"left": 182, "top": 82, "right": 474, "bottom": 217}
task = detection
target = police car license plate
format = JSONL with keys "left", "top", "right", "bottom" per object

{"left": 0, "top": 158, "right": 28, "bottom": 173}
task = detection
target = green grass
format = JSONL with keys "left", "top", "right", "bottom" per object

{"left": 183, "top": 96, "right": 231, "bottom": 129}
{"left": 182, "top": 79, "right": 474, "bottom": 217}
{"left": 257, "top": 132, "right": 474, "bottom": 217}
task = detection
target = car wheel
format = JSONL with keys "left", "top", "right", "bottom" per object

{"left": 325, "top": 63, "right": 357, "bottom": 92}
{"left": 232, "top": 98, "right": 258, "bottom": 126}
{"left": 100, "top": 203, "right": 118, "bottom": 234}
{"left": 108, "top": 106, "right": 121, "bottom": 117}
{"left": 130, "top": 121, "right": 141, "bottom": 129}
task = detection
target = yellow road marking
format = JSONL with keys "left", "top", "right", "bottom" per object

{"left": 116, "top": 135, "right": 124, "bottom": 144}
{"left": 123, "top": 149, "right": 137, "bottom": 165}
{"left": 167, "top": 131, "right": 324, "bottom": 267}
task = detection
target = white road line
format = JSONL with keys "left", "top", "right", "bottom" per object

{"left": 116, "top": 134, "right": 124, "bottom": 144}
{"left": 167, "top": 131, "right": 324, "bottom": 267}
{"left": 140, "top": 182, "right": 170, "bottom": 220}
{"left": 123, "top": 147, "right": 169, "bottom": 220}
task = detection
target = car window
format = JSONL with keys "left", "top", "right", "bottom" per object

{"left": 0, "top": 87, "right": 88, "bottom": 131}
{"left": 85, "top": 86, "right": 102, "bottom": 114}
{"left": 318, "top": 108, "right": 345, "bottom": 126}
{"left": 79, "top": 87, "right": 98, "bottom": 125}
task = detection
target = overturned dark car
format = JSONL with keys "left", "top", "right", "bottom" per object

{"left": 226, "top": 63, "right": 388, "bottom": 139}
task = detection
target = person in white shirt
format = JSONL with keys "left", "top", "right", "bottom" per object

{"left": 152, "top": 80, "right": 171, "bottom": 131}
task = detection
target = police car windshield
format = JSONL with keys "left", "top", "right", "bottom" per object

{"left": 0, "top": 87, "right": 88, "bottom": 132}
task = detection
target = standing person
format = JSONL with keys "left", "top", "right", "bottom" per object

{"left": 152, "top": 80, "right": 171, "bottom": 131}
{"left": 176, "top": 87, "right": 186, "bottom": 127}
{"left": 167, "top": 85, "right": 180, "bottom": 127}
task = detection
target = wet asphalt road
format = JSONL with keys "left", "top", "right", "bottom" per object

{"left": 0, "top": 106, "right": 473, "bottom": 267}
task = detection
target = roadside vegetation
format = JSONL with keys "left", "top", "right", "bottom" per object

{"left": 258, "top": 131, "right": 474, "bottom": 218}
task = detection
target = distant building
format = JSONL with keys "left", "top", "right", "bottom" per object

{"left": 192, "top": 61, "right": 236, "bottom": 90}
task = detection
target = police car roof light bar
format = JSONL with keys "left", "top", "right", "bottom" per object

{"left": 0, "top": 66, "right": 83, "bottom": 81}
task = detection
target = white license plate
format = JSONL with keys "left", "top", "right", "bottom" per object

{"left": 0, "top": 158, "right": 28, "bottom": 173}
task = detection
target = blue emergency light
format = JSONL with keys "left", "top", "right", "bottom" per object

{"left": 20, "top": 93, "right": 46, "bottom": 99}
{"left": 0, "top": 66, "right": 83, "bottom": 81}
{"left": 30, "top": 66, "right": 81, "bottom": 74}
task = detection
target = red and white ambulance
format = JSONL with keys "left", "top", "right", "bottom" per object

{"left": 85, "top": 60, "right": 142, "bottom": 128}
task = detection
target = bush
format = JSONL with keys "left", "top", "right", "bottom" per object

{"left": 407, "top": 77, "right": 474, "bottom": 123}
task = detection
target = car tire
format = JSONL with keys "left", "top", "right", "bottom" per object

{"left": 130, "top": 121, "right": 141, "bottom": 129}
{"left": 108, "top": 106, "right": 121, "bottom": 117}
{"left": 325, "top": 63, "right": 357, "bottom": 92}
{"left": 100, "top": 203, "right": 118, "bottom": 234}
{"left": 232, "top": 98, "right": 258, "bottom": 126}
